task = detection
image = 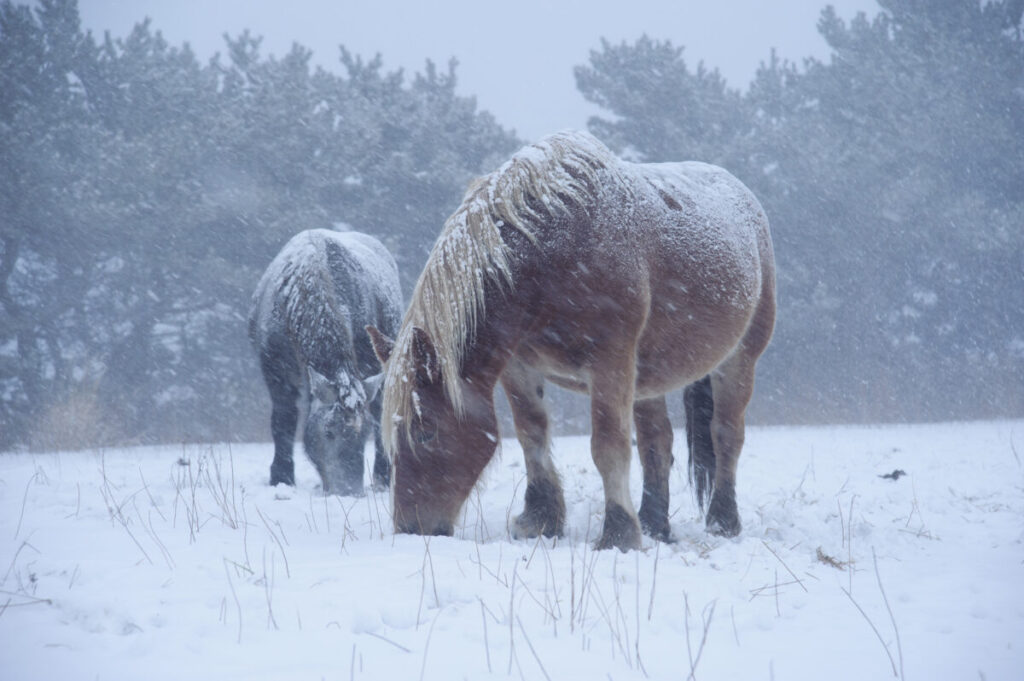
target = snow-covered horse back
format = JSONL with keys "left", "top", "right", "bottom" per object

{"left": 368, "top": 130, "right": 775, "bottom": 550}
{"left": 249, "top": 229, "right": 402, "bottom": 495}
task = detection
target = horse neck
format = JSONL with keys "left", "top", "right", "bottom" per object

{"left": 305, "top": 328, "right": 354, "bottom": 379}
{"left": 458, "top": 278, "right": 534, "bottom": 395}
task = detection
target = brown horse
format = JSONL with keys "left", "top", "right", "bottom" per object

{"left": 368, "top": 131, "right": 775, "bottom": 551}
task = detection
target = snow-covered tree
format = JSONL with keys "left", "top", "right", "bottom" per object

{"left": 0, "top": 0, "right": 518, "bottom": 449}
{"left": 575, "top": 0, "right": 1024, "bottom": 422}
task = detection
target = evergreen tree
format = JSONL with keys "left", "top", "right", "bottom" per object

{"left": 0, "top": 0, "right": 519, "bottom": 449}
{"left": 575, "top": 0, "right": 1024, "bottom": 421}
{"left": 0, "top": 0, "right": 112, "bottom": 445}
{"left": 575, "top": 36, "right": 748, "bottom": 166}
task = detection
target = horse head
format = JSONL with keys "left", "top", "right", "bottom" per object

{"left": 368, "top": 324, "right": 499, "bottom": 536}
{"left": 304, "top": 365, "right": 381, "bottom": 495}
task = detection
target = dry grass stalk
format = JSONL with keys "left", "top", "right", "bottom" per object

{"left": 684, "top": 592, "right": 717, "bottom": 681}
{"left": 517, "top": 615, "right": 552, "bottom": 681}
{"left": 256, "top": 505, "right": 291, "bottom": 578}
{"left": 761, "top": 541, "right": 808, "bottom": 592}
{"left": 222, "top": 557, "right": 243, "bottom": 644}
{"left": 873, "top": 548, "right": 904, "bottom": 680}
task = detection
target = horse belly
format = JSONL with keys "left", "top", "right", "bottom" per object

{"left": 634, "top": 274, "right": 759, "bottom": 397}
{"left": 517, "top": 303, "right": 752, "bottom": 400}
{"left": 514, "top": 332, "right": 593, "bottom": 393}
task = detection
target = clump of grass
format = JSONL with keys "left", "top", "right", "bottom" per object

{"left": 816, "top": 546, "right": 851, "bottom": 570}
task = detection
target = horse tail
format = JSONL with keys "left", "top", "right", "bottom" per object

{"left": 685, "top": 375, "right": 715, "bottom": 514}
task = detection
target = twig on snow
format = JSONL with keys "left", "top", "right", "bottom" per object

{"left": 364, "top": 630, "right": 411, "bottom": 653}
{"left": 635, "top": 550, "right": 648, "bottom": 677}
{"left": 647, "top": 540, "right": 660, "bottom": 621}
{"left": 683, "top": 592, "right": 716, "bottom": 681}
{"left": 256, "top": 505, "right": 291, "bottom": 578}
{"left": 508, "top": 561, "right": 518, "bottom": 675}
{"left": 761, "top": 541, "right": 807, "bottom": 592}
{"left": 13, "top": 472, "right": 38, "bottom": 541}
{"left": 841, "top": 585, "right": 898, "bottom": 677}
{"left": 2, "top": 541, "right": 39, "bottom": 588}
{"left": 223, "top": 558, "right": 243, "bottom": 644}
{"left": 479, "top": 598, "right": 493, "bottom": 673}
{"left": 517, "top": 615, "right": 552, "bottom": 681}
{"left": 419, "top": 607, "right": 444, "bottom": 681}
{"left": 263, "top": 548, "right": 278, "bottom": 631}
{"left": 873, "top": 548, "right": 904, "bottom": 680}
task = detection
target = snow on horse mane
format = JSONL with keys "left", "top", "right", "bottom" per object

{"left": 382, "top": 131, "right": 618, "bottom": 450}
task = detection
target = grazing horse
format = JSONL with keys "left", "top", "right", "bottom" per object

{"left": 250, "top": 229, "right": 402, "bottom": 495}
{"left": 367, "top": 131, "right": 775, "bottom": 550}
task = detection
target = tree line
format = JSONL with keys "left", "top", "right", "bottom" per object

{"left": 576, "top": 0, "right": 1024, "bottom": 424}
{"left": 1, "top": 0, "right": 1021, "bottom": 450}
{"left": 0, "top": 0, "right": 519, "bottom": 449}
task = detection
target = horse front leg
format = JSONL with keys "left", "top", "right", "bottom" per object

{"left": 590, "top": 356, "right": 642, "bottom": 551}
{"left": 368, "top": 391, "right": 391, "bottom": 491}
{"left": 259, "top": 348, "right": 301, "bottom": 487}
{"left": 502, "top": 357, "right": 565, "bottom": 539}
{"left": 268, "top": 386, "right": 300, "bottom": 487}
{"left": 634, "top": 396, "right": 674, "bottom": 542}
{"left": 370, "top": 424, "right": 391, "bottom": 491}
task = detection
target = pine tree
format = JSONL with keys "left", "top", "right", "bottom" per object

{"left": 574, "top": 1, "right": 1024, "bottom": 421}
{"left": 0, "top": 0, "right": 520, "bottom": 448}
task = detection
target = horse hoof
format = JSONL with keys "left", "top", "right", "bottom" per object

{"left": 371, "top": 473, "right": 391, "bottom": 491}
{"left": 640, "top": 519, "right": 676, "bottom": 544}
{"left": 372, "top": 459, "right": 392, "bottom": 491}
{"left": 323, "top": 483, "right": 365, "bottom": 497}
{"left": 705, "top": 491, "right": 741, "bottom": 537}
{"left": 595, "top": 503, "right": 642, "bottom": 551}
{"left": 706, "top": 516, "right": 741, "bottom": 537}
{"left": 512, "top": 513, "right": 563, "bottom": 540}
{"left": 638, "top": 501, "right": 673, "bottom": 543}
{"left": 512, "top": 480, "right": 565, "bottom": 539}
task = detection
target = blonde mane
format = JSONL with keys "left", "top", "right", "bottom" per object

{"left": 381, "top": 130, "right": 618, "bottom": 452}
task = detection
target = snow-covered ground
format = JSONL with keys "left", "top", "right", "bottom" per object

{"left": 2, "top": 420, "right": 1022, "bottom": 680}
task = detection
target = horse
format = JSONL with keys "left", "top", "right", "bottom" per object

{"left": 249, "top": 228, "right": 402, "bottom": 495}
{"left": 367, "top": 130, "right": 775, "bottom": 551}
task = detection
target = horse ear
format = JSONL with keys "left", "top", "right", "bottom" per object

{"left": 365, "top": 325, "right": 394, "bottom": 366}
{"left": 308, "top": 366, "right": 337, "bottom": 403}
{"left": 410, "top": 326, "right": 439, "bottom": 386}
{"left": 362, "top": 373, "right": 384, "bottom": 402}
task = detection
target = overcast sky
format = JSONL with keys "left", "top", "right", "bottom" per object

{"left": 79, "top": 0, "right": 878, "bottom": 141}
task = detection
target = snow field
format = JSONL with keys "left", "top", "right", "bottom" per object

{"left": 1, "top": 420, "right": 1022, "bottom": 680}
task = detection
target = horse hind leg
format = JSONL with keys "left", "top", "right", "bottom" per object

{"left": 704, "top": 276, "right": 774, "bottom": 537}
{"left": 502, "top": 358, "right": 565, "bottom": 539}
{"left": 704, "top": 351, "right": 760, "bottom": 537}
{"left": 634, "top": 396, "right": 674, "bottom": 542}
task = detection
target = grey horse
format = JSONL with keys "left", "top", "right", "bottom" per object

{"left": 249, "top": 229, "right": 402, "bottom": 494}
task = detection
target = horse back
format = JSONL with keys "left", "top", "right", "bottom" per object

{"left": 249, "top": 229, "right": 402, "bottom": 382}
{"left": 324, "top": 231, "right": 403, "bottom": 376}
{"left": 512, "top": 161, "right": 774, "bottom": 397}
